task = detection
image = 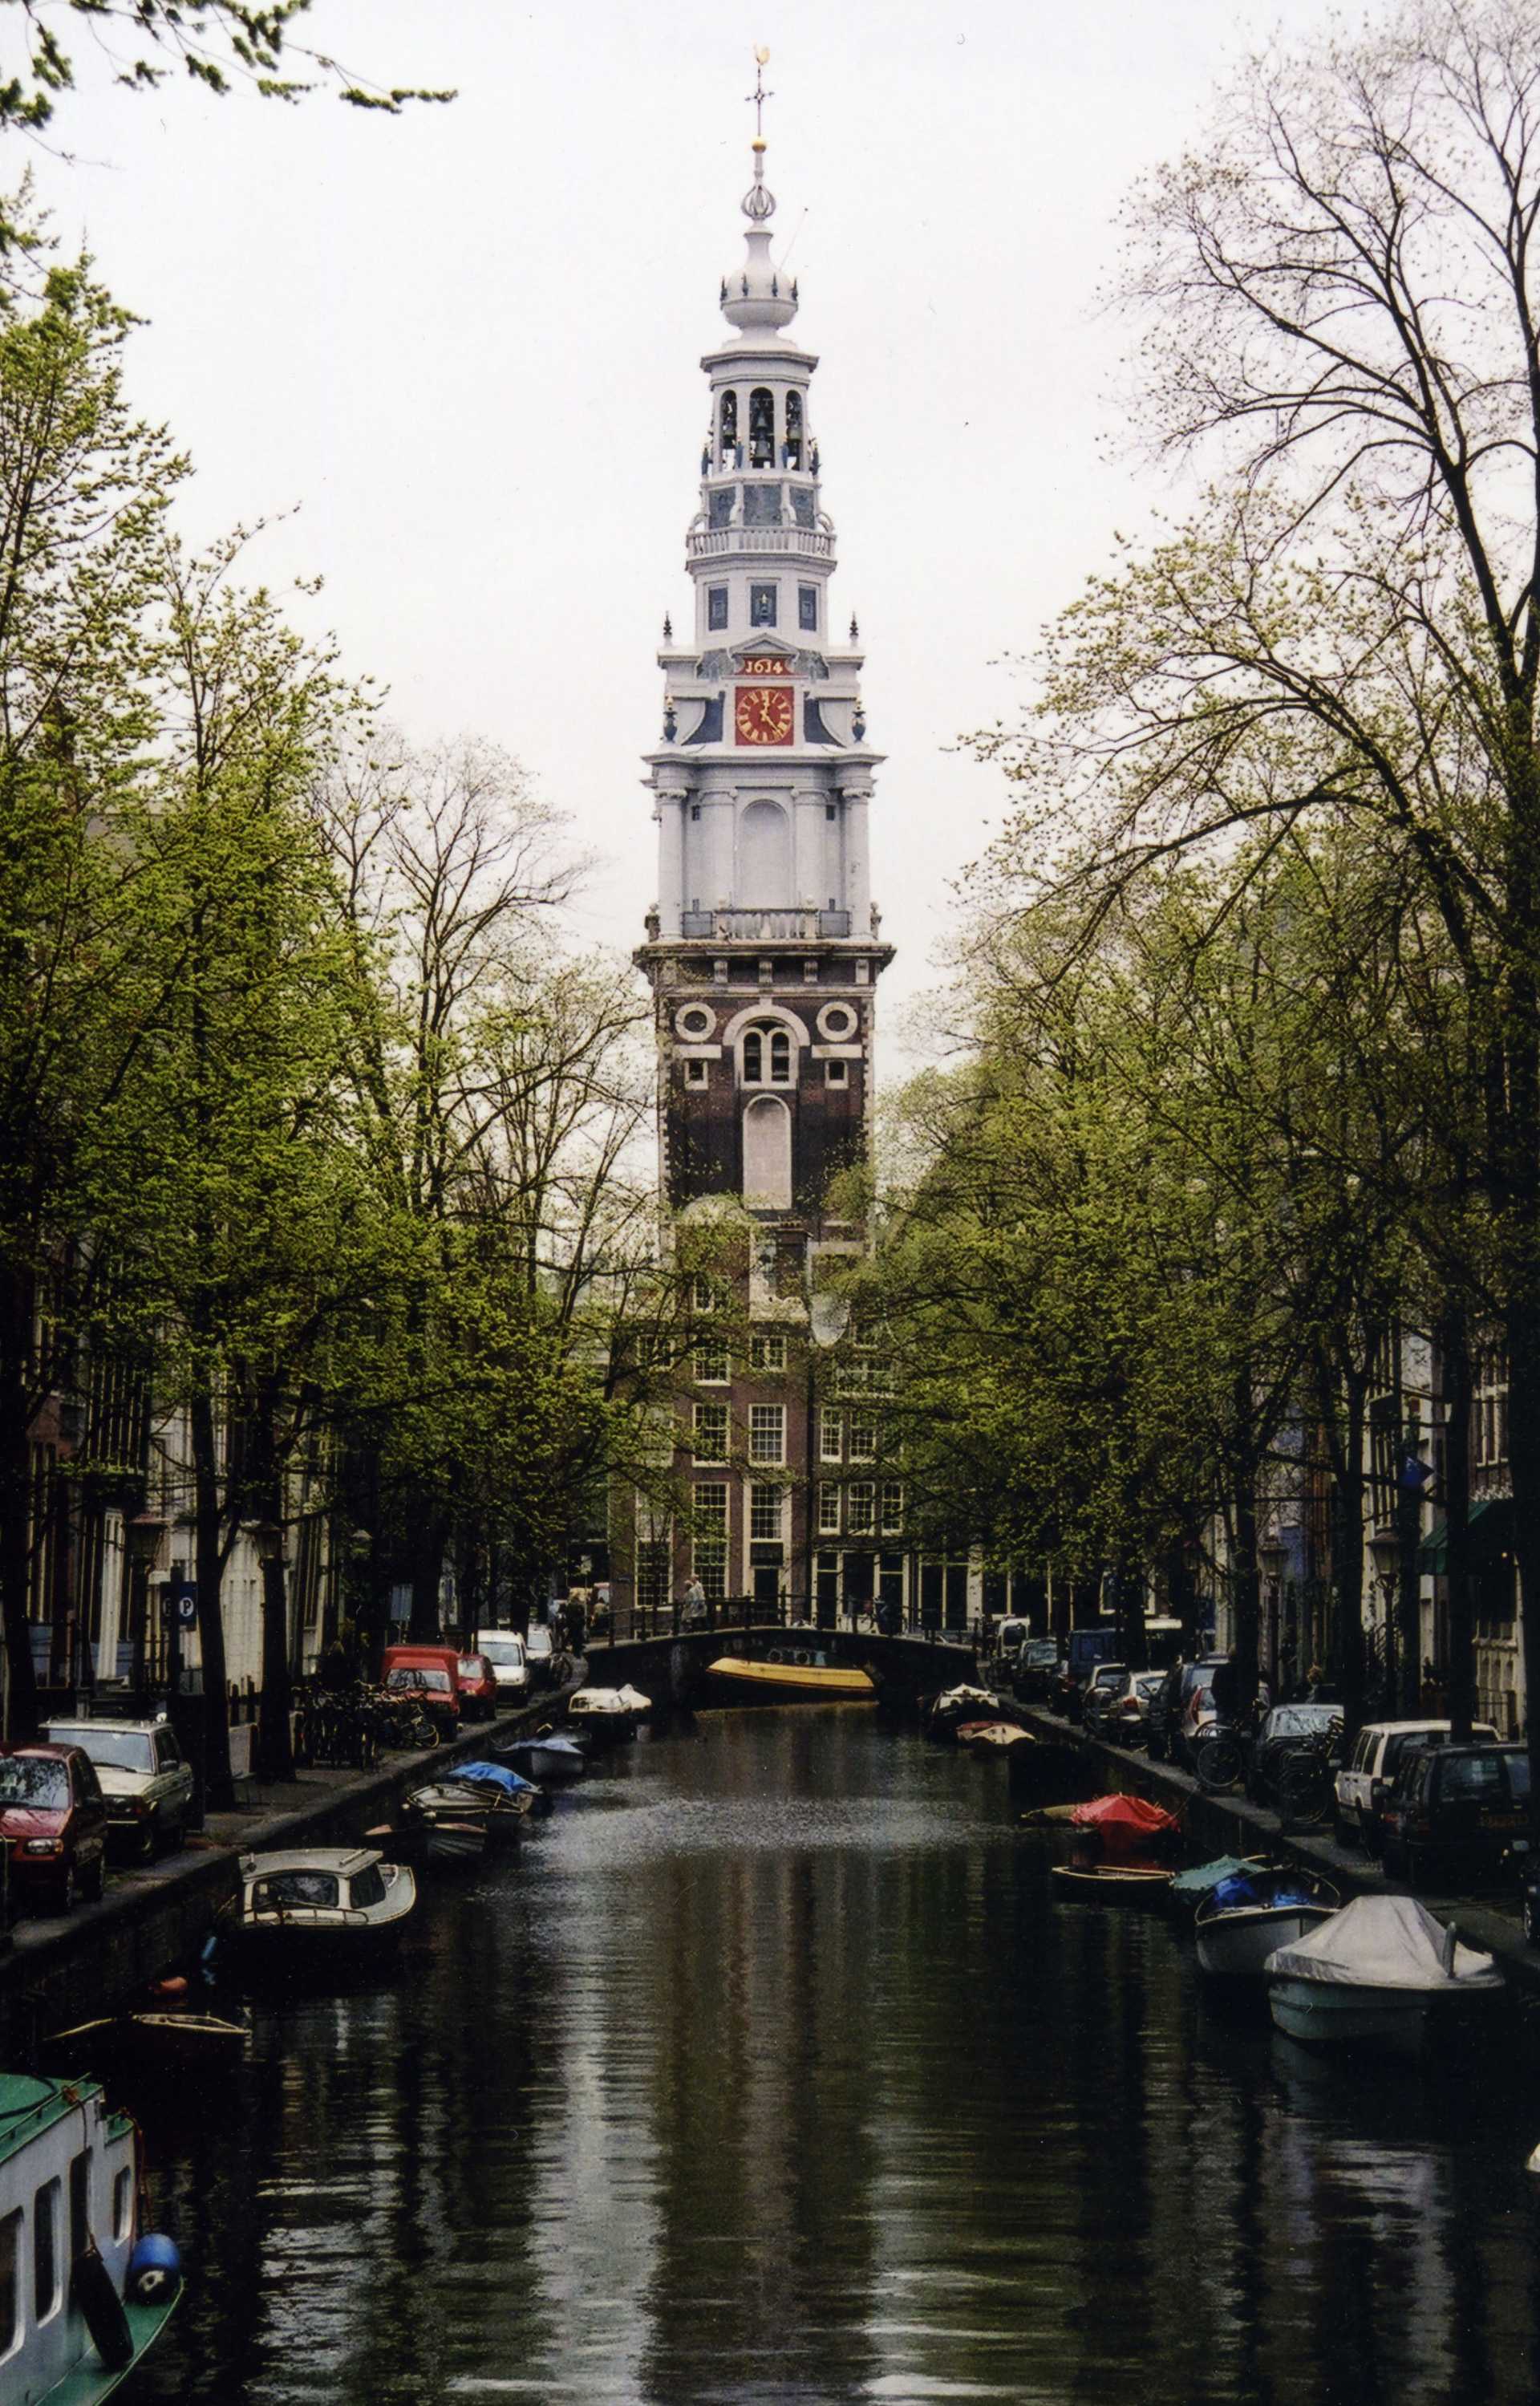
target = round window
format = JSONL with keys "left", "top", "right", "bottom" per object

{"left": 675, "top": 1004, "right": 715, "bottom": 1042}
{"left": 817, "top": 1002, "right": 858, "bottom": 1042}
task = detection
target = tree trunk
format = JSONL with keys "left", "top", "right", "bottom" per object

{"left": 409, "top": 1509, "right": 446, "bottom": 1640}
{"left": 1230, "top": 1475, "right": 1260, "bottom": 1724}
{"left": 1439, "top": 1304, "right": 1476, "bottom": 1745}
{"left": 1322, "top": 1365, "right": 1369, "bottom": 1745}
{"left": 188, "top": 1383, "right": 234, "bottom": 1810}
{"left": 252, "top": 1382, "right": 294, "bottom": 1783}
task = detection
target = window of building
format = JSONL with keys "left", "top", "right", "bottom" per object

{"left": 749, "top": 1483, "right": 784, "bottom": 1540}
{"left": 750, "top": 1333, "right": 787, "bottom": 1371}
{"left": 825, "top": 1061, "right": 848, "bottom": 1087}
{"left": 719, "top": 391, "right": 738, "bottom": 457}
{"left": 849, "top": 1419, "right": 876, "bottom": 1463}
{"left": 694, "top": 1482, "right": 728, "bottom": 1600}
{"left": 825, "top": 802, "right": 837, "bottom": 821}
{"left": 818, "top": 1485, "right": 841, "bottom": 1536}
{"left": 692, "top": 1276, "right": 721, "bottom": 1314}
{"left": 749, "top": 1405, "right": 785, "bottom": 1464}
{"left": 881, "top": 1481, "right": 904, "bottom": 1534}
{"left": 693, "top": 1402, "right": 728, "bottom": 1463}
{"left": 848, "top": 1483, "right": 876, "bottom": 1536}
{"left": 686, "top": 1058, "right": 708, "bottom": 1087}
{"left": 33, "top": 2179, "right": 59, "bottom": 2324}
{"left": 691, "top": 803, "right": 703, "bottom": 822}
{"left": 742, "top": 1023, "right": 792, "bottom": 1085}
{"left": 743, "top": 1094, "right": 792, "bottom": 1209}
{"left": 695, "top": 1343, "right": 729, "bottom": 1384}
{"left": 799, "top": 584, "right": 818, "bottom": 631}
{"left": 707, "top": 586, "right": 728, "bottom": 629}
{"left": 820, "top": 1410, "right": 843, "bottom": 1463}
{"left": 750, "top": 582, "right": 778, "bottom": 627}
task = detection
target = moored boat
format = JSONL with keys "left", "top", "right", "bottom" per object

{"left": 1051, "top": 1862, "right": 1174, "bottom": 1901}
{"left": 956, "top": 1719, "right": 1031, "bottom": 1753}
{"left": 0, "top": 2069, "right": 182, "bottom": 2401}
{"left": 225, "top": 1845, "right": 417, "bottom": 1965}
{"left": 499, "top": 1732, "right": 587, "bottom": 1784}
{"left": 400, "top": 1783, "right": 493, "bottom": 1863}
{"left": 1194, "top": 1868, "right": 1339, "bottom": 1981}
{"left": 925, "top": 1684, "right": 1017, "bottom": 1740}
{"left": 1266, "top": 1893, "right": 1504, "bottom": 2056}
{"left": 703, "top": 1653, "right": 877, "bottom": 1705}
{"left": 41, "top": 2011, "right": 249, "bottom": 2077}
{"left": 567, "top": 1686, "right": 647, "bottom": 1745}
{"left": 1068, "top": 1792, "right": 1181, "bottom": 1856}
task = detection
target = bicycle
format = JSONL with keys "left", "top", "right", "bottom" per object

{"left": 1190, "top": 1720, "right": 1246, "bottom": 1793}
{"left": 1277, "top": 1728, "right": 1341, "bottom": 1829}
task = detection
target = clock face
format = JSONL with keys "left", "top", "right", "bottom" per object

{"left": 735, "top": 684, "right": 794, "bottom": 745}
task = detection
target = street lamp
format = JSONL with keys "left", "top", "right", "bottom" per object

{"left": 803, "top": 1289, "right": 849, "bottom": 1628}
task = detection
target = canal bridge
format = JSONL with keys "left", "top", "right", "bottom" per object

{"left": 578, "top": 1621, "right": 979, "bottom": 1710}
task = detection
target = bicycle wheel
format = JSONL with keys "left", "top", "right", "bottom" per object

{"left": 1279, "top": 1751, "right": 1331, "bottom": 1826}
{"left": 1194, "top": 1729, "right": 1244, "bottom": 1792}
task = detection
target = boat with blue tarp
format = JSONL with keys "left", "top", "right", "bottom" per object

{"left": 1195, "top": 1865, "right": 1339, "bottom": 1980}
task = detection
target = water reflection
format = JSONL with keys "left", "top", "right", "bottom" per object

{"left": 126, "top": 1711, "right": 1540, "bottom": 2406}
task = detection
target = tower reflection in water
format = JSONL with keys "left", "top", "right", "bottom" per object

{"left": 137, "top": 1713, "right": 1540, "bottom": 2406}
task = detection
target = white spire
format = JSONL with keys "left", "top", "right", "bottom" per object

{"left": 721, "top": 51, "right": 797, "bottom": 336}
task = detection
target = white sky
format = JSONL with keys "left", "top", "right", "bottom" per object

{"left": 25, "top": 0, "right": 1339, "bottom": 1073}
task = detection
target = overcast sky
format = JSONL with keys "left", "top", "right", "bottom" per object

{"left": 24, "top": 0, "right": 1339, "bottom": 1072}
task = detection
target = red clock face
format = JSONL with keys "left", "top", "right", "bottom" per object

{"left": 735, "top": 684, "right": 794, "bottom": 745}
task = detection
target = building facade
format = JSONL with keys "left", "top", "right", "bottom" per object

{"left": 626, "top": 117, "right": 904, "bottom": 1622}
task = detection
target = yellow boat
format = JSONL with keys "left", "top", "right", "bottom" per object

{"left": 703, "top": 1653, "right": 877, "bottom": 1703}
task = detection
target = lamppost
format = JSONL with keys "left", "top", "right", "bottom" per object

{"left": 1258, "top": 1536, "right": 1287, "bottom": 1692}
{"left": 803, "top": 1289, "right": 849, "bottom": 1626}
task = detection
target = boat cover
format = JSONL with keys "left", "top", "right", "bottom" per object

{"left": 957, "top": 1721, "right": 1029, "bottom": 1746}
{"left": 1169, "top": 1855, "right": 1259, "bottom": 1897}
{"left": 505, "top": 1734, "right": 583, "bottom": 1755}
{"left": 1070, "top": 1794, "right": 1179, "bottom": 1837}
{"left": 934, "top": 1686, "right": 1002, "bottom": 1714}
{"left": 616, "top": 1685, "right": 651, "bottom": 1711}
{"left": 1206, "top": 1869, "right": 1325, "bottom": 1915}
{"left": 450, "top": 1762, "right": 538, "bottom": 1796}
{"left": 1266, "top": 1894, "right": 1502, "bottom": 1990}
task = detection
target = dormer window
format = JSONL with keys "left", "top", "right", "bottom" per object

{"left": 742, "top": 1022, "right": 792, "bottom": 1085}
{"left": 784, "top": 392, "right": 804, "bottom": 469}
{"left": 749, "top": 387, "right": 776, "bottom": 469}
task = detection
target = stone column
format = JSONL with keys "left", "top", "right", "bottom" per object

{"left": 841, "top": 782, "right": 872, "bottom": 928}
{"left": 793, "top": 794, "right": 825, "bottom": 922}
{"left": 656, "top": 784, "right": 687, "bottom": 936}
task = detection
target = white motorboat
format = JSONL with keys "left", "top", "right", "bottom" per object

{"left": 0, "top": 2068, "right": 182, "bottom": 2401}
{"left": 567, "top": 1686, "right": 646, "bottom": 1747}
{"left": 1194, "top": 1868, "right": 1339, "bottom": 1980}
{"left": 1266, "top": 1893, "right": 1504, "bottom": 2056}
{"left": 500, "top": 1731, "right": 586, "bottom": 1784}
{"left": 226, "top": 1845, "right": 417, "bottom": 1965}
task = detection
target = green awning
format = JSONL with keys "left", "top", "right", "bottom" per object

{"left": 1417, "top": 1495, "right": 1513, "bottom": 1573}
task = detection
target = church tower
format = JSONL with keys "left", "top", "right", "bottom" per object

{"left": 631, "top": 75, "right": 894, "bottom": 1621}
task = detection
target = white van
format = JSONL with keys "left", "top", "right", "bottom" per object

{"left": 472, "top": 1630, "right": 530, "bottom": 1702}
{"left": 1335, "top": 1718, "right": 1497, "bottom": 1850}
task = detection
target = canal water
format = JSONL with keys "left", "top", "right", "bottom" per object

{"left": 129, "top": 1710, "right": 1540, "bottom": 2406}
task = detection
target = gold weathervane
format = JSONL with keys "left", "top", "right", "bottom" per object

{"left": 747, "top": 47, "right": 772, "bottom": 140}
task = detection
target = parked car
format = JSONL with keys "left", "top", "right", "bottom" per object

{"left": 0, "top": 1743, "right": 109, "bottom": 1913}
{"left": 1247, "top": 1703, "right": 1343, "bottom": 1808}
{"left": 379, "top": 1645, "right": 462, "bottom": 1738}
{"left": 1146, "top": 1655, "right": 1229, "bottom": 1764}
{"left": 1334, "top": 1718, "right": 1498, "bottom": 1852}
{"left": 1380, "top": 1741, "right": 1530, "bottom": 1889}
{"left": 455, "top": 1653, "right": 498, "bottom": 1722}
{"left": 522, "top": 1626, "right": 556, "bottom": 1691}
{"left": 473, "top": 1629, "right": 532, "bottom": 1702}
{"left": 1011, "top": 1639, "right": 1062, "bottom": 1704}
{"left": 43, "top": 1716, "right": 196, "bottom": 1860}
{"left": 1080, "top": 1662, "right": 1131, "bottom": 1734}
{"left": 1088, "top": 1669, "right": 1165, "bottom": 1746}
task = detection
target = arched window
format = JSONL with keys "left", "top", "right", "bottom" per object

{"left": 749, "top": 387, "right": 776, "bottom": 468}
{"left": 743, "top": 1093, "right": 792, "bottom": 1208}
{"left": 741, "top": 1021, "right": 794, "bottom": 1087}
{"left": 719, "top": 391, "right": 738, "bottom": 465}
{"left": 784, "top": 392, "right": 803, "bottom": 469}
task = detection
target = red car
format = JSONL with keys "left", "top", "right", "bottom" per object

{"left": 456, "top": 1653, "right": 498, "bottom": 1721}
{"left": 0, "top": 1743, "right": 109, "bottom": 1913}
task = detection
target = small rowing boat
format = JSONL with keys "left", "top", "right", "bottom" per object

{"left": 1052, "top": 1863, "right": 1174, "bottom": 1901}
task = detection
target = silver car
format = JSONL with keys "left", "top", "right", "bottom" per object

{"left": 472, "top": 1630, "right": 530, "bottom": 1702}
{"left": 43, "top": 1717, "right": 195, "bottom": 1860}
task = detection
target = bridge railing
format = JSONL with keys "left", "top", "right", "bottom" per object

{"left": 589, "top": 1596, "right": 980, "bottom": 1649}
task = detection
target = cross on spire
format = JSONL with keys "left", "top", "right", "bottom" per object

{"left": 746, "top": 46, "right": 772, "bottom": 137}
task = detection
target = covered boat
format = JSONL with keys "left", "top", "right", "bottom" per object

{"left": 567, "top": 1686, "right": 646, "bottom": 1745}
{"left": 1169, "top": 1854, "right": 1265, "bottom": 1906}
{"left": 1194, "top": 1867, "right": 1339, "bottom": 1981}
{"left": 703, "top": 1654, "right": 877, "bottom": 1705}
{"left": 1266, "top": 1893, "right": 1504, "bottom": 2055}
{"left": 0, "top": 2070, "right": 181, "bottom": 2402}
{"left": 1068, "top": 1793, "right": 1181, "bottom": 1856}
{"left": 925, "top": 1684, "right": 1012, "bottom": 1740}
{"left": 956, "top": 1720, "right": 1031, "bottom": 1753}
{"left": 500, "top": 1731, "right": 587, "bottom": 1784}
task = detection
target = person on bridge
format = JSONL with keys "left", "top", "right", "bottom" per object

{"left": 683, "top": 1576, "right": 708, "bottom": 1628}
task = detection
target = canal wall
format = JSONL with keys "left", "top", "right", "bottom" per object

{"left": 0, "top": 1686, "right": 576, "bottom": 2060}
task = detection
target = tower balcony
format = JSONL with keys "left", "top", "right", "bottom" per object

{"left": 687, "top": 525, "right": 834, "bottom": 561}
{"left": 679, "top": 906, "right": 851, "bottom": 940}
